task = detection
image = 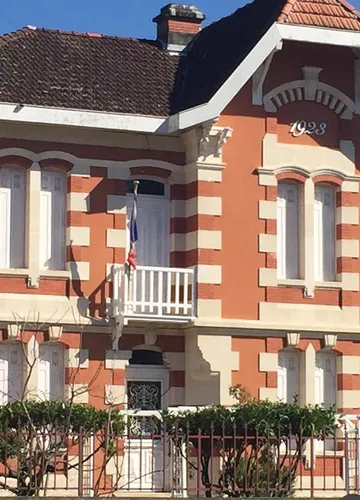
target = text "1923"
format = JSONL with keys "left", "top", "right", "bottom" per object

{"left": 289, "top": 121, "right": 327, "bottom": 137}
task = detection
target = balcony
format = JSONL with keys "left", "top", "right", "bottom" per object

{"left": 112, "top": 265, "right": 195, "bottom": 322}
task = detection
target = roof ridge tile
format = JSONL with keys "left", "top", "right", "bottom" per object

{"left": 0, "top": 26, "right": 37, "bottom": 45}
{"left": 337, "top": 0, "right": 360, "bottom": 18}
{"left": 278, "top": 0, "right": 298, "bottom": 23}
{"left": 277, "top": 0, "right": 360, "bottom": 30}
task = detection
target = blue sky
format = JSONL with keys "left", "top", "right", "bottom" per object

{"left": 3, "top": 0, "right": 360, "bottom": 39}
{"left": 2, "top": 1, "right": 243, "bottom": 38}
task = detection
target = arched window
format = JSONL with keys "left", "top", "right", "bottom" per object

{"left": 314, "top": 184, "right": 336, "bottom": 282}
{"left": 277, "top": 350, "right": 300, "bottom": 403}
{"left": 277, "top": 182, "right": 300, "bottom": 279}
{"left": 40, "top": 170, "right": 67, "bottom": 270}
{"left": 0, "top": 167, "right": 26, "bottom": 268}
{"left": 38, "top": 343, "right": 65, "bottom": 401}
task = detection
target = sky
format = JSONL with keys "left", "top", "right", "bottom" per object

{"left": 2, "top": 1, "right": 244, "bottom": 39}
{"left": 3, "top": 0, "right": 360, "bottom": 40}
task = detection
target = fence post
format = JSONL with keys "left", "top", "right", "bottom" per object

{"left": 181, "top": 439, "right": 188, "bottom": 498}
{"left": 345, "top": 423, "right": 350, "bottom": 494}
{"left": 78, "top": 427, "right": 84, "bottom": 497}
{"left": 310, "top": 432, "right": 314, "bottom": 498}
{"left": 357, "top": 417, "right": 360, "bottom": 494}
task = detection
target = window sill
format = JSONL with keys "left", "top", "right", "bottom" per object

{"left": 0, "top": 268, "right": 29, "bottom": 277}
{"left": 40, "top": 270, "right": 70, "bottom": 279}
{"left": 315, "top": 281, "right": 342, "bottom": 290}
{"left": 277, "top": 279, "right": 342, "bottom": 291}
{"left": 277, "top": 279, "right": 305, "bottom": 288}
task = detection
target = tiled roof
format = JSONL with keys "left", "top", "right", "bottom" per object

{"left": 278, "top": 0, "right": 360, "bottom": 30}
{"left": 0, "top": 27, "right": 179, "bottom": 117}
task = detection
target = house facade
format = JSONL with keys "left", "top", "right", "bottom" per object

{"left": 1, "top": 0, "right": 360, "bottom": 427}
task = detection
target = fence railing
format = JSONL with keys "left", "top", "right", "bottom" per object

{"left": 0, "top": 412, "right": 359, "bottom": 497}
{"left": 112, "top": 264, "right": 195, "bottom": 321}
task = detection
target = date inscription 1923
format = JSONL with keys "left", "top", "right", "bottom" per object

{"left": 289, "top": 120, "right": 327, "bottom": 137}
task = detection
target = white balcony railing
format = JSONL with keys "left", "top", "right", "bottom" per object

{"left": 112, "top": 265, "right": 195, "bottom": 322}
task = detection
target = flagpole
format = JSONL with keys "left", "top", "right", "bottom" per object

{"left": 127, "top": 181, "right": 139, "bottom": 311}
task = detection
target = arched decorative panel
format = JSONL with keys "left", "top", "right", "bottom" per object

{"left": 263, "top": 67, "right": 355, "bottom": 119}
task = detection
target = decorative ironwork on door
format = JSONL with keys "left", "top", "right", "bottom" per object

{"left": 128, "top": 381, "right": 161, "bottom": 410}
{"left": 127, "top": 381, "right": 161, "bottom": 435}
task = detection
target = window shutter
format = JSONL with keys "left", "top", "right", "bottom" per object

{"left": 315, "top": 352, "right": 336, "bottom": 407}
{"left": 8, "top": 345, "right": 23, "bottom": 401}
{"left": 40, "top": 174, "right": 52, "bottom": 270}
{"left": 49, "top": 345, "right": 64, "bottom": 400}
{"left": 315, "top": 353, "right": 324, "bottom": 405}
{"left": 314, "top": 191, "right": 322, "bottom": 282}
{"left": 38, "top": 345, "right": 50, "bottom": 401}
{"left": 0, "top": 168, "right": 25, "bottom": 269}
{"left": 40, "top": 172, "right": 66, "bottom": 270}
{"left": 286, "top": 352, "right": 300, "bottom": 403}
{"left": 314, "top": 185, "right": 335, "bottom": 282}
{"left": 277, "top": 189, "right": 286, "bottom": 279}
{"left": 10, "top": 170, "right": 26, "bottom": 268}
{"left": 0, "top": 348, "right": 8, "bottom": 404}
{"left": 277, "top": 354, "right": 287, "bottom": 401}
{"left": 39, "top": 344, "right": 64, "bottom": 401}
{"left": 323, "top": 188, "right": 335, "bottom": 281}
{"left": 278, "top": 351, "right": 300, "bottom": 403}
{"left": 0, "top": 171, "right": 10, "bottom": 268}
{"left": 277, "top": 183, "right": 299, "bottom": 279}
{"left": 52, "top": 173, "right": 66, "bottom": 270}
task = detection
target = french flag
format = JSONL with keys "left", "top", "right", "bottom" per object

{"left": 127, "top": 181, "right": 139, "bottom": 270}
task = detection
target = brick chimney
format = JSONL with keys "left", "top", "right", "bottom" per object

{"left": 153, "top": 4, "right": 206, "bottom": 54}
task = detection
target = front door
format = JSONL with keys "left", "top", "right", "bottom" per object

{"left": 123, "top": 365, "right": 170, "bottom": 492}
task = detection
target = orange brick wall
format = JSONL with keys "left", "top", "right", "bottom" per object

{"left": 218, "top": 40, "right": 360, "bottom": 320}
{"left": 218, "top": 82, "right": 267, "bottom": 319}
{"left": 0, "top": 137, "right": 184, "bottom": 319}
{"left": 62, "top": 332, "right": 185, "bottom": 408}
{"left": 231, "top": 336, "right": 360, "bottom": 408}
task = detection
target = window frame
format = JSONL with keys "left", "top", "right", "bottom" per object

{"left": 277, "top": 349, "right": 301, "bottom": 404}
{"left": 0, "top": 342, "right": 24, "bottom": 404}
{"left": 39, "top": 169, "right": 67, "bottom": 272}
{"left": 315, "top": 350, "right": 337, "bottom": 409}
{"left": 276, "top": 181, "right": 302, "bottom": 281}
{"left": 0, "top": 165, "right": 27, "bottom": 271}
{"left": 313, "top": 183, "right": 337, "bottom": 284}
{"left": 38, "top": 342, "right": 65, "bottom": 402}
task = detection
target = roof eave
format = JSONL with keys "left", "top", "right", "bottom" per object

{"left": 0, "top": 102, "right": 171, "bottom": 135}
{"left": 170, "top": 22, "right": 360, "bottom": 132}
